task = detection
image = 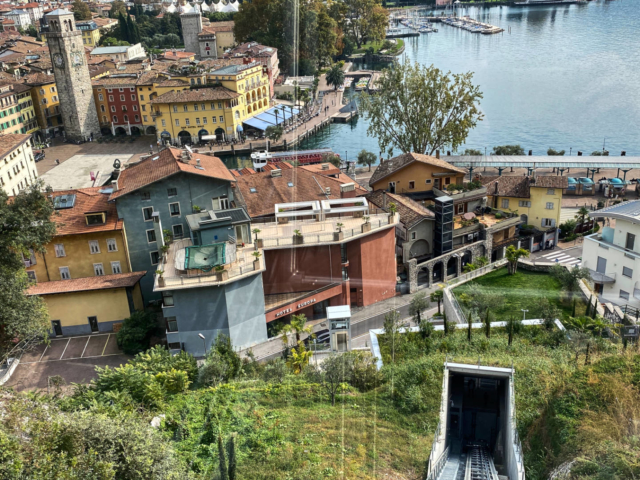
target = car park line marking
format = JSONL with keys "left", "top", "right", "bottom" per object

{"left": 80, "top": 337, "right": 90, "bottom": 358}
{"left": 60, "top": 338, "right": 71, "bottom": 360}
{"left": 102, "top": 334, "right": 110, "bottom": 356}
{"left": 19, "top": 353, "right": 124, "bottom": 364}
{"left": 38, "top": 345, "right": 49, "bottom": 362}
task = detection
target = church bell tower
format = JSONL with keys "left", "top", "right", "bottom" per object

{"left": 45, "top": 9, "right": 100, "bottom": 142}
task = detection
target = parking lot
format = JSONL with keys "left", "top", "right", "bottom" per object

{"left": 6, "top": 334, "right": 130, "bottom": 391}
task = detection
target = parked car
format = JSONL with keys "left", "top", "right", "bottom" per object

{"left": 34, "top": 150, "right": 45, "bottom": 162}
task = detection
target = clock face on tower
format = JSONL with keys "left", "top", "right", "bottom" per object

{"left": 53, "top": 53, "right": 64, "bottom": 68}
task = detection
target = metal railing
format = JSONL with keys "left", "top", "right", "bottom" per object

{"left": 425, "top": 444, "right": 448, "bottom": 480}
{"left": 160, "top": 256, "right": 261, "bottom": 288}
{"left": 260, "top": 215, "right": 394, "bottom": 248}
{"left": 447, "top": 258, "right": 508, "bottom": 287}
{"left": 509, "top": 374, "right": 526, "bottom": 480}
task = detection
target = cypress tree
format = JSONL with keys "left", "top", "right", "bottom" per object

{"left": 572, "top": 298, "right": 576, "bottom": 317}
{"left": 585, "top": 295, "right": 592, "bottom": 318}
{"left": 118, "top": 12, "right": 129, "bottom": 43}
{"left": 467, "top": 315, "right": 472, "bottom": 343}
{"left": 127, "top": 14, "right": 140, "bottom": 44}
{"left": 484, "top": 310, "right": 491, "bottom": 339}
{"left": 227, "top": 433, "right": 237, "bottom": 480}
{"left": 218, "top": 433, "right": 228, "bottom": 480}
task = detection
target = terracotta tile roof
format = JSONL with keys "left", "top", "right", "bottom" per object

{"left": 92, "top": 17, "right": 117, "bottom": 28}
{"left": 199, "top": 21, "right": 234, "bottom": 35}
{"left": 225, "top": 42, "right": 278, "bottom": 58}
{"left": 234, "top": 167, "right": 368, "bottom": 218}
{"left": 480, "top": 175, "right": 568, "bottom": 198}
{"left": 28, "top": 271, "right": 146, "bottom": 296}
{"left": 198, "top": 58, "right": 244, "bottom": 71}
{"left": 49, "top": 187, "right": 123, "bottom": 235}
{"left": 0, "top": 133, "right": 30, "bottom": 158}
{"left": 161, "top": 51, "right": 196, "bottom": 60}
{"left": 150, "top": 86, "right": 239, "bottom": 103}
{"left": 23, "top": 71, "right": 55, "bottom": 86}
{"left": 364, "top": 191, "right": 433, "bottom": 229}
{"left": 92, "top": 75, "right": 139, "bottom": 87}
{"left": 156, "top": 78, "right": 190, "bottom": 87}
{"left": 369, "top": 152, "right": 466, "bottom": 186}
{"left": 109, "top": 148, "right": 235, "bottom": 200}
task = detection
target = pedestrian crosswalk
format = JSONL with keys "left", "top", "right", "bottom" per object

{"left": 541, "top": 250, "right": 582, "bottom": 266}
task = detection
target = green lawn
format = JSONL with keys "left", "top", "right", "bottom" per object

{"left": 453, "top": 267, "right": 587, "bottom": 321}
{"left": 353, "top": 38, "right": 404, "bottom": 55}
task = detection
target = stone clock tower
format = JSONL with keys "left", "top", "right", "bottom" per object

{"left": 45, "top": 9, "right": 100, "bottom": 142}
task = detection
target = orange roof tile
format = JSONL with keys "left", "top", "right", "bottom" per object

{"left": 0, "top": 133, "right": 30, "bottom": 158}
{"left": 49, "top": 187, "right": 123, "bottom": 236}
{"left": 28, "top": 271, "right": 146, "bottom": 296}
{"left": 109, "top": 148, "right": 235, "bottom": 200}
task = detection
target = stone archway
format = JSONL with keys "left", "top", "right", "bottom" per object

{"left": 417, "top": 266, "right": 430, "bottom": 287}
{"left": 178, "top": 130, "right": 192, "bottom": 145}
{"left": 198, "top": 129, "right": 209, "bottom": 142}
{"left": 446, "top": 256, "right": 458, "bottom": 278}
{"left": 130, "top": 126, "right": 141, "bottom": 136}
{"left": 462, "top": 250, "right": 473, "bottom": 267}
{"left": 214, "top": 127, "right": 225, "bottom": 140}
{"left": 432, "top": 262, "right": 444, "bottom": 283}
{"left": 146, "top": 125, "right": 157, "bottom": 135}
{"left": 115, "top": 126, "right": 127, "bottom": 136}
{"left": 100, "top": 127, "right": 111, "bottom": 136}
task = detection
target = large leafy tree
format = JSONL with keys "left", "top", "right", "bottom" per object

{"left": 551, "top": 264, "right": 591, "bottom": 300}
{"left": 360, "top": 61, "right": 483, "bottom": 157}
{"left": 72, "top": 0, "right": 92, "bottom": 20}
{"left": 0, "top": 182, "right": 57, "bottom": 359}
{"left": 342, "top": 0, "right": 388, "bottom": 48}
{"left": 356, "top": 149, "right": 377, "bottom": 171}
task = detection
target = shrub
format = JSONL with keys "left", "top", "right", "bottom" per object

{"left": 262, "top": 358, "right": 287, "bottom": 383}
{"left": 116, "top": 311, "right": 157, "bottom": 354}
{"left": 198, "top": 334, "right": 243, "bottom": 387}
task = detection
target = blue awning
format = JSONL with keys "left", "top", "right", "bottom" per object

{"left": 236, "top": 124, "right": 243, "bottom": 132}
{"left": 242, "top": 117, "right": 273, "bottom": 131}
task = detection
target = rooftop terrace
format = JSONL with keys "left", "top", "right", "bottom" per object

{"left": 154, "top": 238, "right": 264, "bottom": 291}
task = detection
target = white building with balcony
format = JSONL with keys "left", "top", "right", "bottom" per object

{"left": 583, "top": 201, "right": 640, "bottom": 307}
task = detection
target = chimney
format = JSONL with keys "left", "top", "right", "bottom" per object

{"left": 340, "top": 182, "right": 356, "bottom": 198}
{"left": 180, "top": 150, "right": 190, "bottom": 163}
{"left": 528, "top": 150, "right": 532, "bottom": 156}
{"left": 321, "top": 163, "right": 329, "bottom": 170}
{"left": 196, "top": 158, "right": 202, "bottom": 168}
{"left": 325, "top": 187, "right": 331, "bottom": 195}
{"left": 436, "top": 150, "right": 440, "bottom": 159}
{"left": 270, "top": 168, "right": 281, "bottom": 177}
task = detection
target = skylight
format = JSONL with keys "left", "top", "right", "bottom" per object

{"left": 287, "top": 182, "right": 294, "bottom": 187}
{"left": 250, "top": 188, "right": 257, "bottom": 193}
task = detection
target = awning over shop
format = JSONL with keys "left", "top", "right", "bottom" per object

{"left": 242, "top": 117, "right": 273, "bottom": 131}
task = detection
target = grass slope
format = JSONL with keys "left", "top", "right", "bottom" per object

{"left": 454, "top": 268, "right": 587, "bottom": 321}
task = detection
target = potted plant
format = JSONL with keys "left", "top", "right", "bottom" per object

{"left": 252, "top": 228, "right": 263, "bottom": 249}
{"left": 334, "top": 223, "right": 344, "bottom": 241}
{"left": 277, "top": 208, "right": 288, "bottom": 224}
{"left": 155, "top": 269, "right": 165, "bottom": 287}
{"left": 252, "top": 251, "right": 262, "bottom": 270}
{"left": 362, "top": 216, "right": 371, "bottom": 233}
{"left": 192, "top": 205, "right": 202, "bottom": 213}
{"left": 388, "top": 202, "right": 397, "bottom": 223}
{"left": 293, "top": 229, "right": 304, "bottom": 245}
{"left": 163, "top": 229, "right": 173, "bottom": 245}
{"left": 215, "top": 264, "right": 228, "bottom": 281}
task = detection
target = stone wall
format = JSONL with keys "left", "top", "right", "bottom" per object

{"left": 181, "top": 12, "right": 202, "bottom": 59}
{"left": 405, "top": 237, "right": 493, "bottom": 293}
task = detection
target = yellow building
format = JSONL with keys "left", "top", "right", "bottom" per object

{"left": 149, "top": 62, "right": 269, "bottom": 144}
{"left": 23, "top": 72, "right": 63, "bottom": 138}
{"left": 0, "top": 82, "right": 27, "bottom": 135}
{"left": 480, "top": 175, "right": 568, "bottom": 230}
{"left": 77, "top": 20, "right": 101, "bottom": 47}
{"left": 28, "top": 271, "right": 145, "bottom": 336}
{"left": 136, "top": 72, "right": 191, "bottom": 136}
{"left": 369, "top": 152, "right": 467, "bottom": 194}
{"left": 25, "top": 187, "right": 132, "bottom": 284}
{"left": 13, "top": 83, "right": 39, "bottom": 135}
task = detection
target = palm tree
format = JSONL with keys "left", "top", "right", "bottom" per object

{"left": 575, "top": 206, "right": 590, "bottom": 233}
{"left": 430, "top": 290, "right": 444, "bottom": 314}
{"left": 281, "top": 314, "right": 313, "bottom": 347}
{"left": 325, "top": 64, "right": 345, "bottom": 91}
{"left": 505, "top": 245, "right": 529, "bottom": 275}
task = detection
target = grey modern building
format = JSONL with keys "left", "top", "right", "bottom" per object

{"left": 109, "top": 147, "right": 238, "bottom": 302}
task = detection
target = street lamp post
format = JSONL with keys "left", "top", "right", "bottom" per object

{"left": 521, "top": 309, "right": 528, "bottom": 321}
{"left": 198, "top": 333, "right": 207, "bottom": 355}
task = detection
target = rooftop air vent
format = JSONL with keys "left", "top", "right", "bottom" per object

{"left": 340, "top": 182, "right": 355, "bottom": 192}
{"left": 325, "top": 187, "right": 331, "bottom": 195}
{"left": 321, "top": 163, "right": 329, "bottom": 170}
{"left": 271, "top": 169, "right": 282, "bottom": 178}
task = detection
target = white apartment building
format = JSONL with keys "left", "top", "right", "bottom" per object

{"left": 0, "top": 133, "right": 38, "bottom": 196}
{"left": 5, "top": 9, "right": 31, "bottom": 29}
{"left": 89, "top": 43, "right": 146, "bottom": 63}
{"left": 583, "top": 201, "right": 640, "bottom": 308}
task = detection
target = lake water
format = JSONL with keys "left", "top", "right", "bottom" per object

{"left": 297, "top": 1, "right": 640, "bottom": 162}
